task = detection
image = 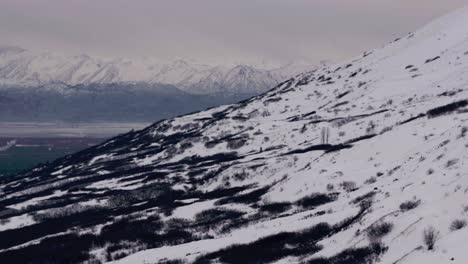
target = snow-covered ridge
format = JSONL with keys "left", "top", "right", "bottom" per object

{"left": 2, "top": 4, "right": 468, "bottom": 264}
{"left": 0, "top": 47, "right": 314, "bottom": 94}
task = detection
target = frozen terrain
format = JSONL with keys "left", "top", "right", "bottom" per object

{"left": 1, "top": 5, "right": 468, "bottom": 264}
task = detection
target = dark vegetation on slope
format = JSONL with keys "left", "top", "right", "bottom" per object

{"left": 215, "top": 186, "right": 271, "bottom": 205}
{"left": 194, "top": 206, "right": 375, "bottom": 264}
{"left": 0, "top": 196, "right": 255, "bottom": 263}
{"left": 0, "top": 215, "right": 201, "bottom": 263}
{"left": 399, "top": 113, "right": 426, "bottom": 125}
{"left": 425, "top": 56, "right": 441, "bottom": 64}
{"left": 283, "top": 144, "right": 353, "bottom": 156}
{"left": 296, "top": 193, "right": 339, "bottom": 209}
{"left": 344, "top": 134, "right": 377, "bottom": 144}
{"left": 259, "top": 202, "right": 293, "bottom": 214}
{"left": 194, "top": 223, "right": 331, "bottom": 264}
{"left": 427, "top": 99, "right": 468, "bottom": 118}
{"left": 0, "top": 164, "right": 345, "bottom": 263}
{"left": 307, "top": 243, "right": 387, "bottom": 264}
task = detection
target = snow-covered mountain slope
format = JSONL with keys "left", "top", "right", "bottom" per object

{"left": 0, "top": 48, "right": 313, "bottom": 95}
{"left": 2, "top": 5, "right": 468, "bottom": 264}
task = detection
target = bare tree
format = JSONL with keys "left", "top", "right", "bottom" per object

{"left": 321, "top": 127, "right": 330, "bottom": 144}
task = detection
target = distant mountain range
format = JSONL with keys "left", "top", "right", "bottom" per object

{"left": 0, "top": 46, "right": 314, "bottom": 95}
{"left": 0, "top": 47, "right": 314, "bottom": 123}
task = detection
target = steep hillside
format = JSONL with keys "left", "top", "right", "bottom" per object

{"left": 2, "top": 5, "right": 468, "bottom": 264}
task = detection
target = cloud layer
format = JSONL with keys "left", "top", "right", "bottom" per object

{"left": 1, "top": 0, "right": 467, "bottom": 64}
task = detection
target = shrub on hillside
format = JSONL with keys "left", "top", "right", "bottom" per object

{"left": 32, "top": 204, "right": 101, "bottom": 222}
{"left": 0, "top": 218, "right": 10, "bottom": 225}
{"left": 296, "top": 193, "right": 337, "bottom": 209}
{"left": 194, "top": 222, "right": 332, "bottom": 264}
{"left": 364, "top": 177, "right": 377, "bottom": 185}
{"left": 159, "top": 260, "right": 186, "bottom": 264}
{"left": 259, "top": 202, "right": 293, "bottom": 214}
{"left": 446, "top": 159, "right": 459, "bottom": 168}
{"left": 340, "top": 181, "right": 358, "bottom": 192}
{"left": 194, "top": 208, "right": 245, "bottom": 232}
{"left": 232, "top": 170, "right": 249, "bottom": 181}
{"left": 352, "top": 192, "right": 376, "bottom": 211}
{"left": 399, "top": 200, "right": 421, "bottom": 212}
{"left": 367, "top": 221, "right": 393, "bottom": 242}
{"left": 227, "top": 139, "right": 247, "bottom": 149}
{"left": 427, "top": 100, "right": 468, "bottom": 118}
{"left": 423, "top": 226, "right": 439, "bottom": 250}
{"left": 450, "top": 219, "right": 467, "bottom": 231}
{"left": 459, "top": 126, "right": 468, "bottom": 138}
{"left": 308, "top": 243, "right": 387, "bottom": 264}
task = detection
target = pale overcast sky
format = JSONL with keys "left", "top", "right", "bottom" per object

{"left": 1, "top": 0, "right": 468, "bottom": 64}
